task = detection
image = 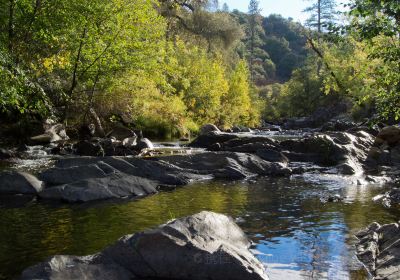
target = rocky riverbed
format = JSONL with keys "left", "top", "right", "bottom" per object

{"left": 1, "top": 122, "right": 400, "bottom": 279}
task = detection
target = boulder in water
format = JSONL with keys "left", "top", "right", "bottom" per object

{"left": 199, "top": 124, "right": 220, "bottom": 135}
{"left": 20, "top": 211, "right": 269, "bottom": 280}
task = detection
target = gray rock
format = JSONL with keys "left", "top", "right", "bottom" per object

{"left": 161, "top": 152, "right": 291, "bottom": 178}
{"left": 136, "top": 138, "right": 154, "bottom": 151}
{"left": 21, "top": 211, "right": 269, "bottom": 280}
{"left": 39, "top": 163, "right": 112, "bottom": 186}
{"left": 0, "top": 171, "right": 43, "bottom": 194}
{"left": 39, "top": 173, "right": 157, "bottom": 202}
{"left": 20, "top": 254, "right": 134, "bottom": 280}
{"left": 356, "top": 222, "right": 400, "bottom": 280}
{"left": 256, "top": 149, "right": 288, "bottom": 164}
{"left": 200, "top": 124, "right": 221, "bottom": 135}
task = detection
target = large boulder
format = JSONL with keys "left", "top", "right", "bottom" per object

{"left": 199, "top": 124, "right": 220, "bottom": 135}
{"left": 376, "top": 126, "right": 400, "bottom": 146}
{"left": 39, "top": 173, "right": 157, "bottom": 203}
{"left": 0, "top": 171, "right": 43, "bottom": 194}
{"left": 356, "top": 222, "right": 400, "bottom": 280}
{"left": 21, "top": 211, "right": 269, "bottom": 280}
{"left": 189, "top": 132, "right": 237, "bottom": 149}
{"left": 74, "top": 140, "right": 104, "bottom": 156}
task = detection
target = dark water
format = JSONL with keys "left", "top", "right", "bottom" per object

{"left": 1, "top": 174, "right": 399, "bottom": 280}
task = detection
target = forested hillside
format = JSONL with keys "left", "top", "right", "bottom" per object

{"left": 0, "top": 0, "right": 399, "bottom": 139}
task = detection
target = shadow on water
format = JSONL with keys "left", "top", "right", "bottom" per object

{"left": 0, "top": 175, "right": 399, "bottom": 279}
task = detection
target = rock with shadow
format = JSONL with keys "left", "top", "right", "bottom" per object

{"left": 356, "top": 222, "right": 400, "bottom": 280}
{"left": 20, "top": 211, "right": 269, "bottom": 280}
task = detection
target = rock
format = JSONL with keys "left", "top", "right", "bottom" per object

{"left": 256, "top": 149, "right": 288, "bottom": 164}
{"left": 107, "top": 125, "right": 136, "bottom": 141}
{"left": 373, "top": 188, "right": 400, "bottom": 208}
{"left": 199, "top": 124, "right": 221, "bottom": 135}
{"left": 20, "top": 254, "right": 134, "bottom": 280}
{"left": 39, "top": 163, "right": 114, "bottom": 186}
{"left": 39, "top": 173, "right": 157, "bottom": 203}
{"left": 135, "top": 138, "right": 154, "bottom": 151}
{"left": 30, "top": 123, "right": 69, "bottom": 144}
{"left": 53, "top": 156, "right": 211, "bottom": 187}
{"left": 356, "top": 222, "right": 400, "bottom": 280}
{"left": 122, "top": 137, "right": 137, "bottom": 147}
{"left": 161, "top": 152, "right": 291, "bottom": 179}
{"left": 0, "top": 171, "right": 43, "bottom": 194}
{"left": 281, "top": 131, "right": 374, "bottom": 174}
{"left": 21, "top": 211, "right": 269, "bottom": 280}
{"left": 74, "top": 140, "right": 104, "bottom": 156}
{"left": 189, "top": 132, "right": 237, "bottom": 149}
{"left": 377, "top": 126, "right": 400, "bottom": 146}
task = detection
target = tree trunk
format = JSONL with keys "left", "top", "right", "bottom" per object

{"left": 8, "top": 0, "right": 15, "bottom": 55}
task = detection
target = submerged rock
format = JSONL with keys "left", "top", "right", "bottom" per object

{"left": 20, "top": 211, "right": 269, "bottom": 280}
{"left": 0, "top": 171, "right": 43, "bottom": 194}
{"left": 356, "top": 222, "right": 400, "bottom": 280}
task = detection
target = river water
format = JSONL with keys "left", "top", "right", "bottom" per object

{"left": 0, "top": 135, "right": 399, "bottom": 279}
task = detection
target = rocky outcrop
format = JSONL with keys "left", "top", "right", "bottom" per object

{"left": 281, "top": 131, "right": 374, "bottom": 174}
{"left": 367, "top": 126, "right": 400, "bottom": 168}
{"left": 35, "top": 151, "right": 290, "bottom": 203}
{"left": 189, "top": 130, "right": 375, "bottom": 175}
{"left": 160, "top": 152, "right": 291, "bottom": 179}
{"left": 356, "top": 222, "right": 400, "bottom": 280}
{"left": 0, "top": 171, "right": 43, "bottom": 194}
{"left": 20, "top": 211, "right": 269, "bottom": 280}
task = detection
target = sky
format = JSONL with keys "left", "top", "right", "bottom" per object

{"left": 222, "top": 0, "right": 349, "bottom": 23}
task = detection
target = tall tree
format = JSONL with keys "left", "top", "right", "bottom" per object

{"left": 248, "top": 0, "right": 261, "bottom": 82}
{"left": 303, "top": 0, "right": 337, "bottom": 33}
{"left": 222, "top": 2, "right": 229, "bottom": 12}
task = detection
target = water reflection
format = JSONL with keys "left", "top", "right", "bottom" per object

{"left": 0, "top": 176, "right": 398, "bottom": 279}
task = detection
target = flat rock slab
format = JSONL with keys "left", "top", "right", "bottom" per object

{"left": 356, "top": 222, "right": 400, "bottom": 279}
{"left": 20, "top": 211, "right": 269, "bottom": 280}
{"left": 39, "top": 173, "right": 157, "bottom": 203}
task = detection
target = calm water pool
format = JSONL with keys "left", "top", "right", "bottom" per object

{"left": 0, "top": 174, "right": 398, "bottom": 279}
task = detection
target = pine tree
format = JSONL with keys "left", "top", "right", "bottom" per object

{"left": 303, "top": 0, "right": 337, "bottom": 33}
{"left": 248, "top": 0, "right": 261, "bottom": 82}
{"left": 222, "top": 2, "right": 229, "bottom": 12}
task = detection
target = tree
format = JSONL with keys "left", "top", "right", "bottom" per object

{"left": 222, "top": 2, "right": 229, "bottom": 12}
{"left": 248, "top": 0, "right": 262, "bottom": 82}
{"left": 347, "top": 0, "right": 400, "bottom": 120}
{"left": 303, "top": 0, "right": 337, "bottom": 33}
